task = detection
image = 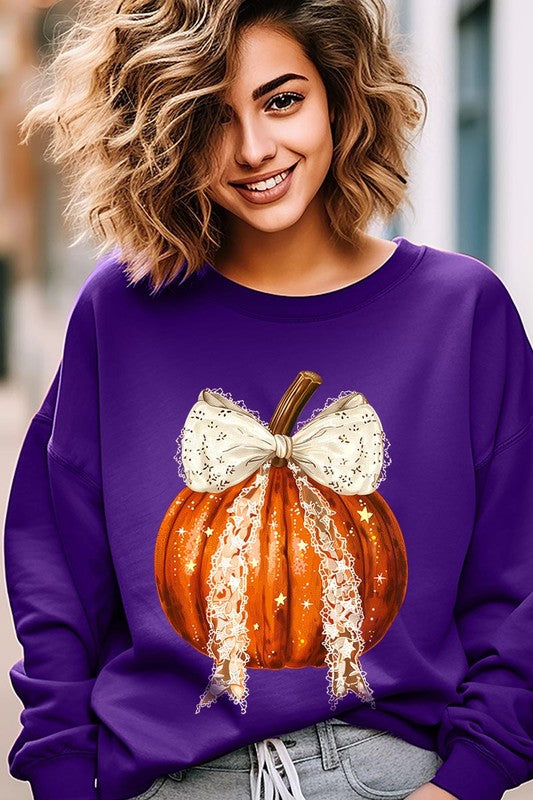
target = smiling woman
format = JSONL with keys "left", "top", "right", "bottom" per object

{"left": 6, "top": 2, "right": 533, "bottom": 800}
{"left": 204, "top": 27, "right": 335, "bottom": 244}
{"left": 17, "top": 0, "right": 426, "bottom": 295}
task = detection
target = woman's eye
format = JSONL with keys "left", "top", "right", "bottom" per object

{"left": 218, "top": 92, "right": 304, "bottom": 126}
{"left": 266, "top": 92, "right": 304, "bottom": 113}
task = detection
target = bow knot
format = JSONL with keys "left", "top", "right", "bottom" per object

{"left": 273, "top": 433, "right": 293, "bottom": 460}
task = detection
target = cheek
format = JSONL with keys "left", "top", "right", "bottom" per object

{"left": 205, "top": 172, "right": 227, "bottom": 204}
{"left": 205, "top": 145, "right": 229, "bottom": 201}
{"left": 311, "top": 119, "right": 334, "bottom": 157}
{"left": 289, "top": 109, "right": 333, "bottom": 161}
{"left": 301, "top": 126, "right": 334, "bottom": 185}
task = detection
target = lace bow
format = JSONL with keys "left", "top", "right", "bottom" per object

{"left": 177, "top": 389, "right": 388, "bottom": 714}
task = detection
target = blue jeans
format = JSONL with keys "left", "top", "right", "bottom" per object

{"left": 128, "top": 718, "right": 444, "bottom": 800}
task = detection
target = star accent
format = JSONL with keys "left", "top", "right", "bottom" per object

{"left": 229, "top": 574, "right": 240, "bottom": 590}
{"left": 275, "top": 592, "right": 287, "bottom": 607}
{"left": 297, "top": 540, "right": 308, "bottom": 552}
{"left": 253, "top": 623, "right": 260, "bottom": 630}
{"left": 250, "top": 558, "right": 259, "bottom": 568}
{"left": 374, "top": 573, "right": 386, "bottom": 584}
{"left": 185, "top": 559, "right": 196, "bottom": 572}
{"left": 302, "top": 599, "right": 312, "bottom": 609}
{"left": 339, "top": 638, "right": 354, "bottom": 659}
{"left": 357, "top": 506, "right": 373, "bottom": 523}
{"left": 204, "top": 526, "right": 214, "bottom": 537}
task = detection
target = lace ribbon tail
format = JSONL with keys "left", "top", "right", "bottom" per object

{"left": 196, "top": 464, "right": 270, "bottom": 714}
{"left": 288, "top": 462, "right": 376, "bottom": 711}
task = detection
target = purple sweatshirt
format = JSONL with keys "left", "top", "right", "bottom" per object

{"left": 4, "top": 235, "right": 533, "bottom": 800}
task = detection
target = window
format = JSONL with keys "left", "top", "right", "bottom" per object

{"left": 456, "top": 0, "right": 492, "bottom": 265}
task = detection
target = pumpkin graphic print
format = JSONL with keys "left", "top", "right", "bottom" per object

{"left": 154, "top": 370, "right": 407, "bottom": 715}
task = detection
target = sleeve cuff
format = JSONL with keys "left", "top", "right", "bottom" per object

{"left": 25, "top": 753, "right": 97, "bottom": 800}
{"left": 430, "top": 739, "right": 511, "bottom": 800}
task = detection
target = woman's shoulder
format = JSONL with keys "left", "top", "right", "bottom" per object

{"left": 414, "top": 237, "right": 518, "bottom": 312}
{"left": 71, "top": 246, "right": 175, "bottom": 320}
{"left": 75, "top": 248, "right": 134, "bottom": 304}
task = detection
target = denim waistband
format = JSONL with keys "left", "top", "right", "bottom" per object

{"left": 170, "top": 717, "right": 386, "bottom": 799}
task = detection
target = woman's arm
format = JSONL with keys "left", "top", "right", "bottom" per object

{"left": 422, "top": 272, "right": 533, "bottom": 800}
{"left": 4, "top": 273, "right": 131, "bottom": 800}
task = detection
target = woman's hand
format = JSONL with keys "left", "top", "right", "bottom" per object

{"left": 405, "top": 783, "right": 459, "bottom": 800}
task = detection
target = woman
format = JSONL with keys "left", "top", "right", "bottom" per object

{"left": 5, "top": 2, "right": 532, "bottom": 800}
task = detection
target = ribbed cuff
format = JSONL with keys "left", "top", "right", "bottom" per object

{"left": 25, "top": 753, "right": 97, "bottom": 800}
{"left": 430, "top": 739, "right": 511, "bottom": 800}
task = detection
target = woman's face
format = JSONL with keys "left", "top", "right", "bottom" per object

{"left": 205, "top": 24, "right": 335, "bottom": 233}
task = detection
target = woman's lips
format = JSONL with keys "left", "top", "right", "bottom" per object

{"left": 230, "top": 161, "right": 299, "bottom": 205}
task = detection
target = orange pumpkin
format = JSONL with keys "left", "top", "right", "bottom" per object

{"left": 155, "top": 473, "right": 407, "bottom": 666}
{"left": 154, "top": 370, "right": 407, "bottom": 711}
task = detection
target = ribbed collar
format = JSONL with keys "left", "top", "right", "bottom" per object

{"left": 191, "top": 236, "right": 427, "bottom": 320}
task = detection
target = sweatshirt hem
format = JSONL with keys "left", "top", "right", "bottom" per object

{"left": 430, "top": 738, "right": 512, "bottom": 800}
{"left": 22, "top": 752, "right": 97, "bottom": 800}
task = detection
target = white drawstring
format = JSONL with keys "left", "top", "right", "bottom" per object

{"left": 250, "top": 738, "right": 307, "bottom": 800}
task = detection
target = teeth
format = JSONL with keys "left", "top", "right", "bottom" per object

{"left": 243, "top": 168, "right": 290, "bottom": 191}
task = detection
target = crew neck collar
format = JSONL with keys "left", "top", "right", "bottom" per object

{"left": 194, "top": 236, "right": 426, "bottom": 320}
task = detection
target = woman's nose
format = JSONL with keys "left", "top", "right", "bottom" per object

{"left": 234, "top": 119, "right": 277, "bottom": 167}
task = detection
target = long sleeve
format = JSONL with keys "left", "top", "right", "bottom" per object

{"left": 4, "top": 274, "right": 131, "bottom": 800}
{"left": 430, "top": 270, "right": 533, "bottom": 800}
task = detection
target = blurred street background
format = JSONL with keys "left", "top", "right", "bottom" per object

{"left": 1, "top": 0, "right": 532, "bottom": 797}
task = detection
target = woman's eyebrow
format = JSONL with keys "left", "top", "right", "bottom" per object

{"left": 252, "top": 73, "right": 309, "bottom": 100}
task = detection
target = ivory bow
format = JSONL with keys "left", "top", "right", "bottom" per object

{"left": 177, "top": 389, "right": 387, "bottom": 715}
{"left": 182, "top": 389, "right": 385, "bottom": 495}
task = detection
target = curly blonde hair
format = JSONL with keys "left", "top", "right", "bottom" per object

{"left": 20, "top": 0, "right": 427, "bottom": 294}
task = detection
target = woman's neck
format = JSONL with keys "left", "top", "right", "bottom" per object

{"left": 212, "top": 211, "right": 397, "bottom": 296}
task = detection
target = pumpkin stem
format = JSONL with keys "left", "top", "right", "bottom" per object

{"left": 269, "top": 370, "right": 322, "bottom": 467}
